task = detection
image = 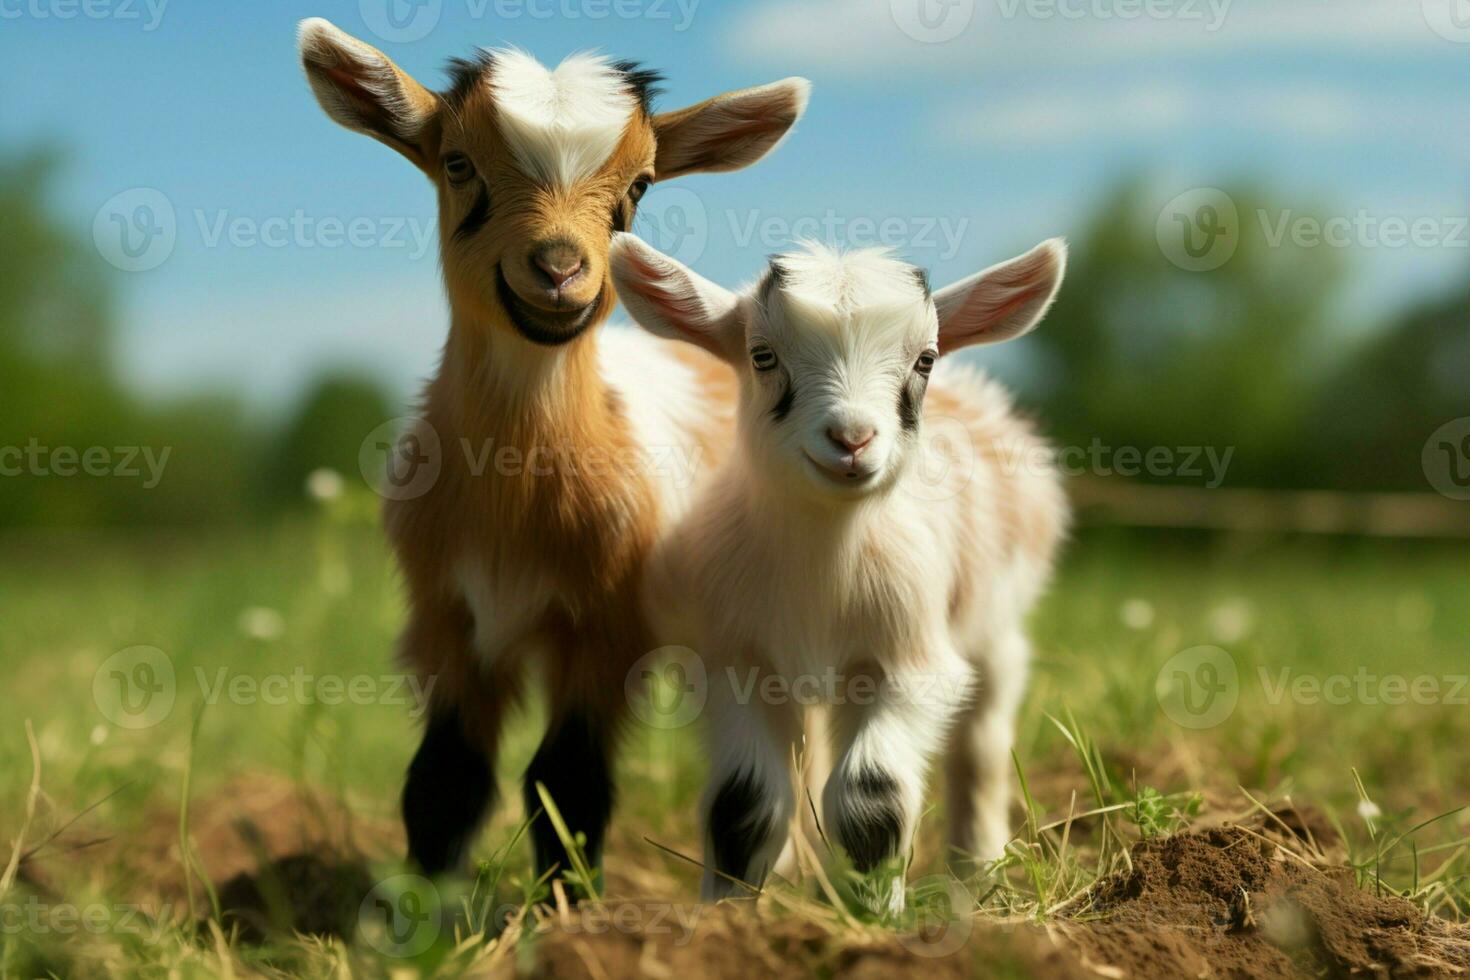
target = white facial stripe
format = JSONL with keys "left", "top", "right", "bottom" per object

{"left": 765, "top": 242, "right": 935, "bottom": 350}
{"left": 774, "top": 241, "right": 929, "bottom": 316}
{"left": 488, "top": 48, "right": 636, "bottom": 187}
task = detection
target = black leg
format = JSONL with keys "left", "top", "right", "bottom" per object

{"left": 707, "top": 769, "right": 778, "bottom": 896}
{"left": 522, "top": 713, "right": 614, "bottom": 881}
{"left": 832, "top": 767, "right": 904, "bottom": 872}
{"left": 403, "top": 709, "right": 495, "bottom": 876}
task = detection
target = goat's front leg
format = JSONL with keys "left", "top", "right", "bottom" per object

{"left": 946, "top": 628, "right": 1030, "bottom": 872}
{"left": 400, "top": 602, "right": 520, "bottom": 877}
{"left": 701, "top": 667, "right": 800, "bottom": 901}
{"left": 823, "top": 651, "right": 972, "bottom": 914}
{"left": 525, "top": 624, "right": 635, "bottom": 888}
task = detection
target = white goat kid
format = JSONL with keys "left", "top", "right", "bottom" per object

{"left": 610, "top": 234, "right": 1069, "bottom": 907}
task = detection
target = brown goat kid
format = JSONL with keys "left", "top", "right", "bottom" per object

{"left": 297, "top": 18, "right": 808, "bottom": 882}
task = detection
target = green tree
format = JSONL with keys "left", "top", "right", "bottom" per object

{"left": 1019, "top": 179, "right": 1347, "bottom": 489}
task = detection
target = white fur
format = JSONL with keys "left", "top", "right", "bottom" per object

{"left": 613, "top": 236, "right": 1068, "bottom": 908}
{"left": 488, "top": 48, "right": 636, "bottom": 187}
{"left": 597, "top": 324, "right": 717, "bottom": 522}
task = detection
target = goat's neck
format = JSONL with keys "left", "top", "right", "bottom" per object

{"left": 743, "top": 465, "right": 891, "bottom": 549}
{"left": 439, "top": 311, "right": 615, "bottom": 451}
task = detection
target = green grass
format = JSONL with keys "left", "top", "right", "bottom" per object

{"left": 1, "top": 505, "right": 1467, "bottom": 976}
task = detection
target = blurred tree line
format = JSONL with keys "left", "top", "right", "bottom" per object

{"left": 0, "top": 150, "right": 390, "bottom": 528}
{"left": 1015, "top": 179, "right": 1469, "bottom": 492}
{"left": 1, "top": 153, "right": 1465, "bottom": 527}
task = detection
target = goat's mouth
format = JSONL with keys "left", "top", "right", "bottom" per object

{"left": 495, "top": 265, "right": 601, "bottom": 347}
{"left": 802, "top": 451, "right": 881, "bottom": 492}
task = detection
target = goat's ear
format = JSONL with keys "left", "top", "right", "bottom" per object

{"left": 935, "top": 239, "right": 1067, "bottom": 355}
{"left": 610, "top": 233, "right": 743, "bottom": 360}
{"left": 298, "top": 18, "right": 438, "bottom": 172}
{"left": 652, "top": 78, "right": 811, "bottom": 181}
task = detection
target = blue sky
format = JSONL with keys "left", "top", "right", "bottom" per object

{"left": 3, "top": 0, "right": 1468, "bottom": 412}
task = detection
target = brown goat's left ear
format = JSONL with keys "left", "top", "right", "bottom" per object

{"left": 297, "top": 18, "right": 439, "bottom": 172}
{"left": 652, "top": 78, "right": 811, "bottom": 181}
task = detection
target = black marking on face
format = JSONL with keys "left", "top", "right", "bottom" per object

{"left": 496, "top": 265, "right": 602, "bottom": 346}
{"left": 613, "top": 61, "right": 665, "bottom": 116}
{"left": 708, "top": 770, "right": 775, "bottom": 888}
{"left": 910, "top": 266, "right": 932, "bottom": 301}
{"left": 833, "top": 766, "right": 904, "bottom": 872}
{"left": 760, "top": 259, "right": 787, "bottom": 303}
{"left": 771, "top": 379, "right": 796, "bottom": 422}
{"left": 612, "top": 196, "right": 634, "bottom": 235}
{"left": 455, "top": 183, "right": 492, "bottom": 241}
{"left": 442, "top": 50, "right": 496, "bottom": 110}
{"left": 899, "top": 373, "right": 927, "bottom": 432}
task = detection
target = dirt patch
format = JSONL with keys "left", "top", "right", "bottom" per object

{"left": 115, "top": 773, "right": 399, "bottom": 898}
{"left": 533, "top": 821, "right": 1470, "bottom": 979}
{"left": 213, "top": 852, "right": 377, "bottom": 943}
{"left": 528, "top": 902, "right": 1086, "bottom": 980}
{"left": 1058, "top": 825, "right": 1470, "bottom": 978}
{"left": 101, "top": 773, "right": 400, "bottom": 940}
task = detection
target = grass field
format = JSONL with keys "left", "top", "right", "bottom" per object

{"left": 2, "top": 500, "right": 1468, "bottom": 977}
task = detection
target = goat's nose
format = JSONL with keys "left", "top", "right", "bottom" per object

{"left": 532, "top": 244, "right": 585, "bottom": 291}
{"left": 826, "top": 426, "right": 877, "bottom": 456}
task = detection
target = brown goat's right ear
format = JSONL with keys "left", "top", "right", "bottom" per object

{"left": 298, "top": 18, "right": 438, "bottom": 171}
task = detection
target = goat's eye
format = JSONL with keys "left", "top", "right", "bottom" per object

{"left": 628, "top": 177, "right": 651, "bottom": 204}
{"left": 751, "top": 345, "right": 778, "bottom": 372}
{"left": 444, "top": 153, "right": 476, "bottom": 185}
{"left": 915, "top": 350, "right": 936, "bottom": 376}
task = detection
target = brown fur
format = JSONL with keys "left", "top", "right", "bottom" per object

{"left": 298, "top": 20, "right": 808, "bottom": 871}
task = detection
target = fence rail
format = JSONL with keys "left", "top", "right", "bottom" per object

{"left": 1070, "top": 480, "right": 1470, "bottom": 539}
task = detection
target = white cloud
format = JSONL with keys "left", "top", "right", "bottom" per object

{"left": 728, "top": 0, "right": 1465, "bottom": 74}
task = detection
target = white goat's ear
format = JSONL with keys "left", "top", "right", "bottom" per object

{"left": 298, "top": 18, "right": 438, "bottom": 171}
{"left": 652, "top": 78, "right": 811, "bottom": 181}
{"left": 610, "top": 234, "right": 743, "bottom": 360}
{"left": 935, "top": 239, "right": 1067, "bottom": 355}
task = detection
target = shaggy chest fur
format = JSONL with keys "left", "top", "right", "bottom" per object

{"left": 387, "top": 327, "right": 732, "bottom": 663}
{"left": 686, "top": 488, "right": 945, "bottom": 676}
